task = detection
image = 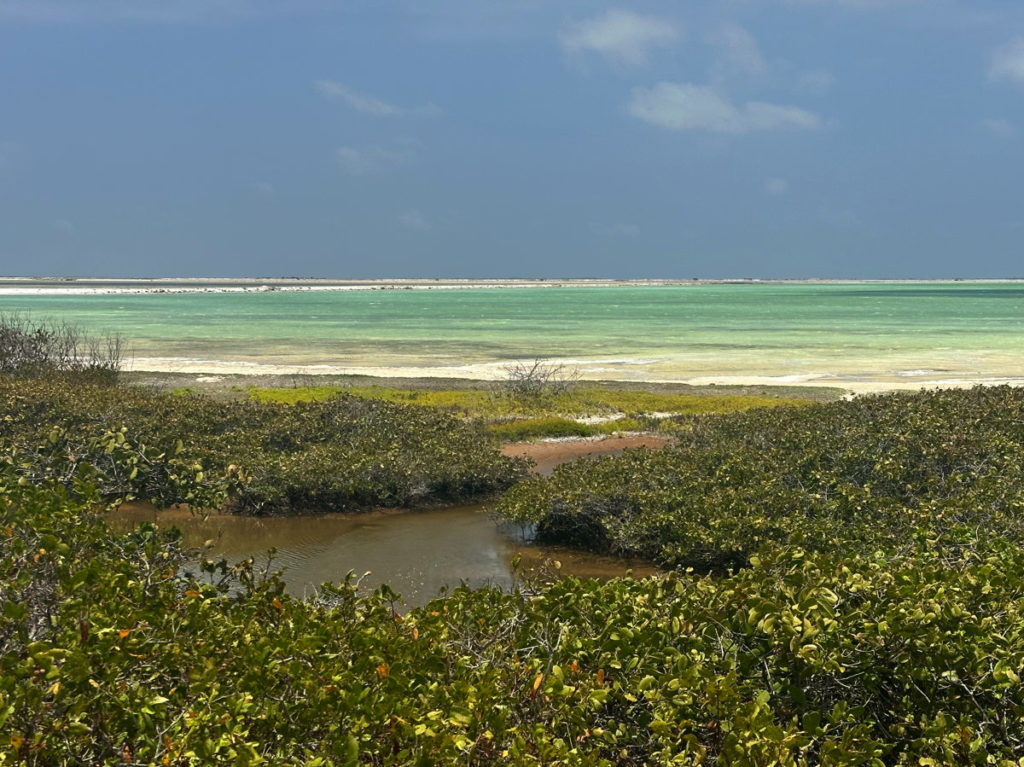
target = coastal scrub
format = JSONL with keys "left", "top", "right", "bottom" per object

{"left": 0, "top": 376, "right": 528, "bottom": 514}
{"left": 497, "top": 386, "right": 1024, "bottom": 570}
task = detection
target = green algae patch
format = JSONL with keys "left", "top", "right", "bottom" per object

{"left": 248, "top": 383, "right": 813, "bottom": 421}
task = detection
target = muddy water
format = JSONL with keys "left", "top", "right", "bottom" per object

{"left": 108, "top": 503, "right": 657, "bottom": 607}
{"left": 107, "top": 436, "right": 666, "bottom": 608}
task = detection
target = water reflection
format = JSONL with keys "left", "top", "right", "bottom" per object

{"left": 107, "top": 503, "right": 658, "bottom": 608}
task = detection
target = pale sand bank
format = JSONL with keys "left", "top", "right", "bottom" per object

{"left": 124, "top": 356, "right": 1024, "bottom": 394}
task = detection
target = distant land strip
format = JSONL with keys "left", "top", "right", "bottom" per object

{"left": 0, "top": 276, "right": 1021, "bottom": 295}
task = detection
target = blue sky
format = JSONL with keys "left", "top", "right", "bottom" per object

{"left": 1, "top": 0, "right": 1022, "bottom": 278}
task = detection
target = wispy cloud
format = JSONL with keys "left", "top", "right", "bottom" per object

{"left": 399, "top": 209, "right": 432, "bottom": 230}
{"left": 707, "top": 24, "right": 766, "bottom": 78}
{"left": 317, "top": 81, "right": 404, "bottom": 116}
{"left": 629, "top": 82, "right": 821, "bottom": 134}
{"left": 983, "top": 118, "right": 1014, "bottom": 138}
{"left": 765, "top": 178, "right": 789, "bottom": 195}
{"left": 334, "top": 145, "right": 409, "bottom": 175}
{"left": 316, "top": 80, "right": 439, "bottom": 117}
{"left": 989, "top": 38, "right": 1024, "bottom": 84}
{"left": 560, "top": 10, "right": 679, "bottom": 68}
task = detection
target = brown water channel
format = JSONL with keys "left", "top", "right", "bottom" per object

{"left": 107, "top": 436, "right": 666, "bottom": 608}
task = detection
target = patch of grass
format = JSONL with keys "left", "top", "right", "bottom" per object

{"left": 249, "top": 384, "right": 814, "bottom": 422}
{"left": 570, "top": 388, "right": 804, "bottom": 416}
{"left": 487, "top": 418, "right": 596, "bottom": 441}
{"left": 594, "top": 416, "right": 642, "bottom": 434}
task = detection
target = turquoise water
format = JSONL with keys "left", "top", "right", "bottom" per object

{"left": 1, "top": 282, "right": 1021, "bottom": 387}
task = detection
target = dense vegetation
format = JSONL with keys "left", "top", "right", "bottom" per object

{"left": 0, "top": 377, "right": 527, "bottom": 514}
{"left": 498, "top": 386, "right": 1024, "bottom": 571}
{"left": 4, "top": 378, "right": 1024, "bottom": 763}
{"left": 4, "top": 446, "right": 1024, "bottom": 763}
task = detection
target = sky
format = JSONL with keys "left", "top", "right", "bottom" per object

{"left": 1, "top": 0, "right": 1023, "bottom": 279}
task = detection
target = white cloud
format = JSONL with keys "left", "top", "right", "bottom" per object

{"left": 765, "top": 178, "right": 789, "bottom": 195}
{"left": 989, "top": 38, "right": 1024, "bottom": 84}
{"left": 708, "top": 24, "right": 766, "bottom": 78}
{"left": 628, "top": 82, "right": 821, "bottom": 134}
{"left": 560, "top": 10, "right": 678, "bottom": 67}
{"left": 253, "top": 180, "right": 276, "bottom": 195}
{"left": 744, "top": 101, "right": 822, "bottom": 131}
{"left": 316, "top": 81, "right": 405, "bottom": 116}
{"left": 797, "top": 69, "right": 835, "bottom": 94}
{"left": 399, "top": 210, "right": 432, "bottom": 230}
{"left": 316, "top": 81, "right": 439, "bottom": 117}
{"left": 334, "top": 145, "right": 408, "bottom": 175}
{"left": 52, "top": 218, "right": 74, "bottom": 233}
{"left": 983, "top": 118, "right": 1014, "bottom": 138}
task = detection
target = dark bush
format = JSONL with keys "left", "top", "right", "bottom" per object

{"left": 0, "top": 315, "right": 126, "bottom": 382}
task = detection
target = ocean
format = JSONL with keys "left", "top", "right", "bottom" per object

{"left": 0, "top": 280, "right": 1020, "bottom": 390}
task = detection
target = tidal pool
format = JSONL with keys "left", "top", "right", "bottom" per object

{"left": 108, "top": 502, "right": 658, "bottom": 608}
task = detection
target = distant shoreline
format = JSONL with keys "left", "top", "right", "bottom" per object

{"left": 0, "top": 276, "right": 1021, "bottom": 296}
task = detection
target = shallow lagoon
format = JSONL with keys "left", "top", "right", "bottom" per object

{"left": 2, "top": 281, "right": 1021, "bottom": 389}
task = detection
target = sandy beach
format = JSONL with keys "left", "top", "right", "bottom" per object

{"left": 123, "top": 359, "right": 1024, "bottom": 395}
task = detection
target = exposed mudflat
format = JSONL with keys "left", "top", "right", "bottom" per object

{"left": 502, "top": 434, "right": 670, "bottom": 476}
